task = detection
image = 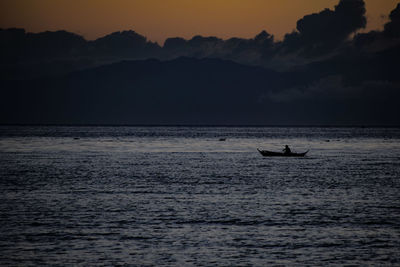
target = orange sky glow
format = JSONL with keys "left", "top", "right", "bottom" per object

{"left": 1, "top": 0, "right": 398, "bottom": 44}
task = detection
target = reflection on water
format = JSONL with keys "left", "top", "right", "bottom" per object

{"left": 0, "top": 126, "right": 399, "bottom": 265}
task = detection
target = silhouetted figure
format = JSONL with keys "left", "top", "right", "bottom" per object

{"left": 283, "top": 145, "right": 291, "bottom": 154}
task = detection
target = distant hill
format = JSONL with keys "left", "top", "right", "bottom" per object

{"left": 1, "top": 56, "right": 399, "bottom": 125}
{"left": 1, "top": 1, "right": 400, "bottom": 125}
{"left": 0, "top": 57, "right": 285, "bottom": 125}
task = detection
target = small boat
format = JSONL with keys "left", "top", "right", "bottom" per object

{"left": 257, "top": 148, "right": 308, "bottom": 157}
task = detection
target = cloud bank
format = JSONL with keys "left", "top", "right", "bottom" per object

{"left": 1, "top": 1, "right": 399, "bottom": 71}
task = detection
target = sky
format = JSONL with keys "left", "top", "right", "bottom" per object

{"left": 1, "top": 0, "right": 398, "bottom": 44}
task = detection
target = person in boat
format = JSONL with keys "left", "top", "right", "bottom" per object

{"left": 283, "top": 145, "right": 291, "bottom": 154}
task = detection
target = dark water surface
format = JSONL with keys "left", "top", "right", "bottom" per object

{"left": 1, "top": 126, "right": 399, "bottom": 266}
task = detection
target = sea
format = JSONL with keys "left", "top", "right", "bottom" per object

{"left": 0, "top": 126, "right": 399, "bottom": 266}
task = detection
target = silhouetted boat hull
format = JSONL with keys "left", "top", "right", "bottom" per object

{"left": 257, "top": 149, "right": 308, "bottom": 157}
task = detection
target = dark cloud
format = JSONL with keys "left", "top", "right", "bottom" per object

{"left": 353, "top": 30, "right": 382, "bottom": 48}
{"left": 0, "top": 28, "right": 86, "bottom": 63}
{"left": 0, "top": 28, "right": 162, "bottom": 79}
{"left": 354, "top": 3, "right": 400, "bottom": 52}
{"left": 164, "top": 35, "right": 224, "bottom": 58}
{"left": 163, "top": 37, "right": 187, "bottom": 53}
{"left": 384, "top": 3, "right": 400, "bottom": 38}
{"left": 27, "top": 30, "right": 87, "bottom": 58}
{"left": 163, "top": 32, "right": 274, "bottom": 61}
{"left": 0, "top": 28, "right": 161, "bottom": 63}
{"left": 281, "top": 0, "right": 366, "bottom": 55}
{"left": 161, "top": 1, "right": 368, "bottom": 63}
{"left": 89, "top": 30, "right": 161, "bottom": 58}
{"left": 254, "top": 30, "right": 274, "bottom": 45}
{"left": 1, "top": 0, "right": 394, "bottom": 71}
{"left": 0, "top": 0, "right": 379, "bottom": 74}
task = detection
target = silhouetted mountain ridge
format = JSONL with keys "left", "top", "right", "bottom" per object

{"left": 1, "top": 0, "right": 400, "bottom": 125}
{"left": 2, "top": 56, "right": 399, "bottom": 125}
{"left": 1, "top": 57, "right": 284, "bottom": 125}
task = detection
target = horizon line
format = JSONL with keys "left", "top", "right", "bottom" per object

{"left": 1, "top": 124, "right": 399, "bottom": 128}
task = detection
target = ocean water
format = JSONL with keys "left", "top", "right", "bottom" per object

{"left": 0, "top": 126, "right": 399, "bottom": 266}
